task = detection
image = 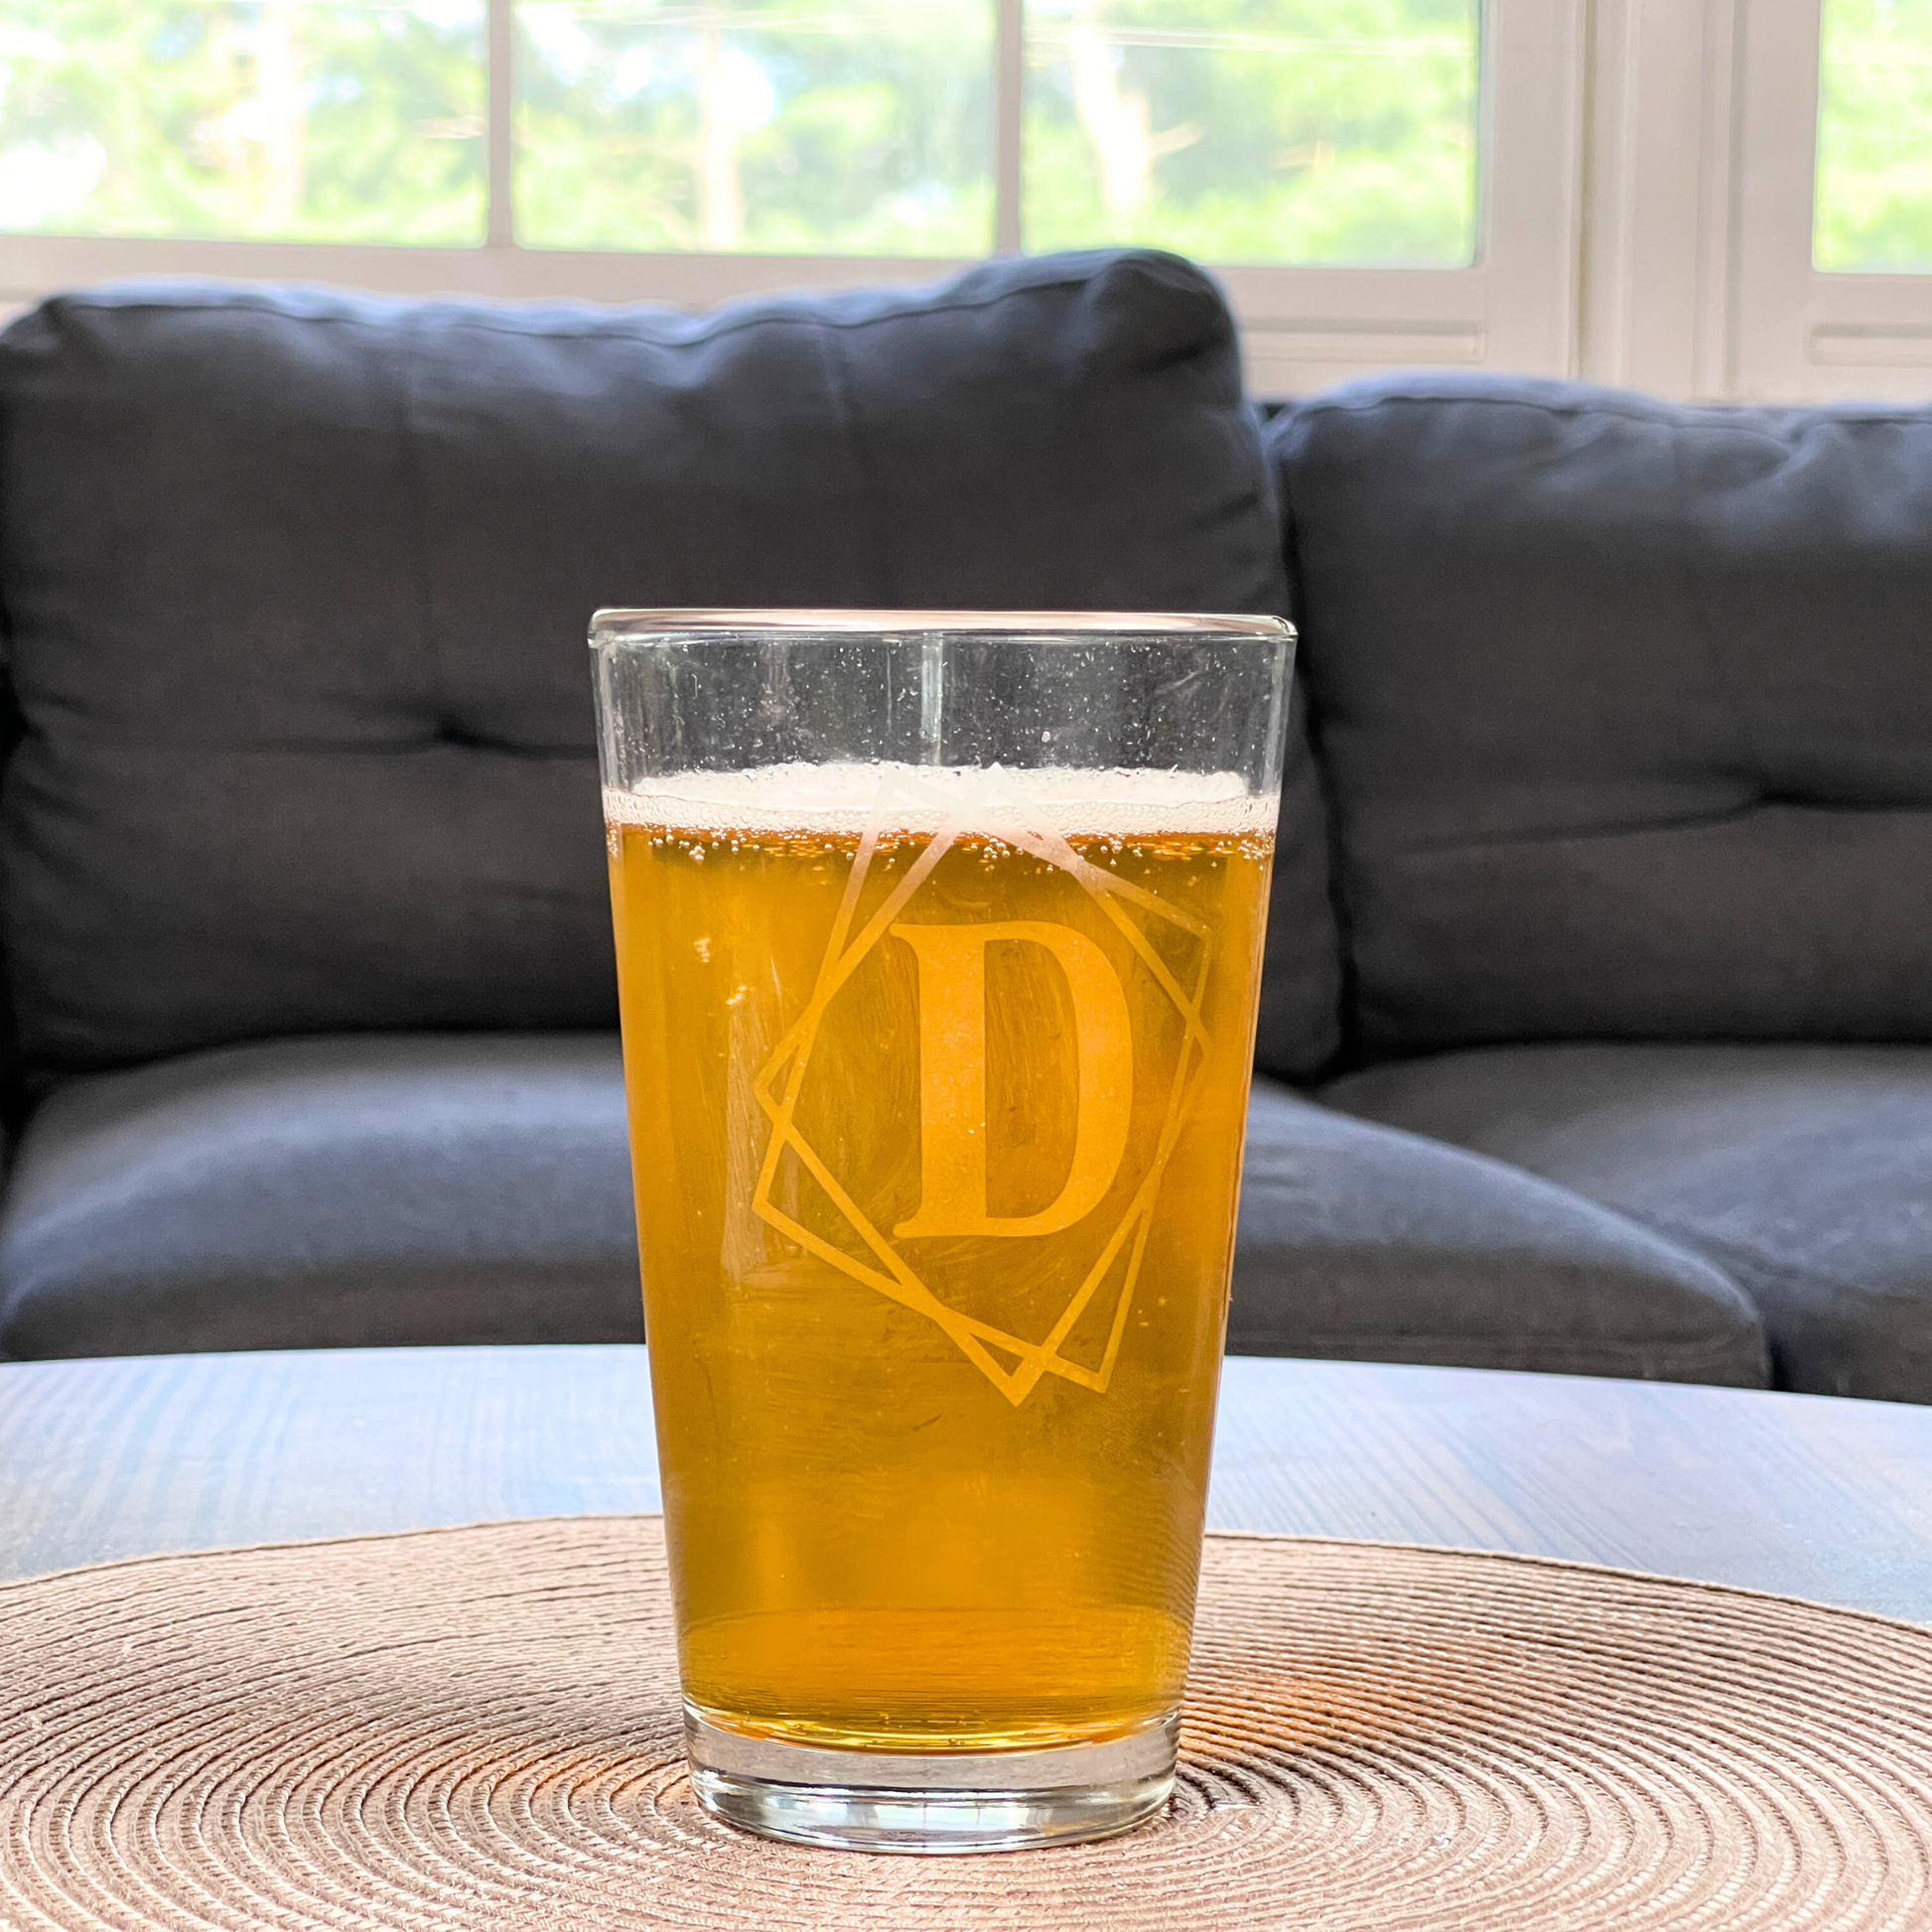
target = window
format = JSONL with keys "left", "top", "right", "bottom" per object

{"left": 0, "top": 2, "right": 1587, "bottom": 400}
{"left": 0, "top": 2, "right": 488, "bottom": 243}
{"left": 0, "top": 2, "right": 1482, "bottom": 259}
{"left": 0, "top": 0, "right": 1492, "bottom": 269}
{"left": 1728, "top": 0, "right": 1932, "bottom": 398}
{"left": 513, "top": 2, "right": 993, "bottom": 256}
{"left": 1019, "top": 3, "right": 1480, "bottom": 268}
{"left": 1814, "top": 0, "right": 1932, "bottom": 271}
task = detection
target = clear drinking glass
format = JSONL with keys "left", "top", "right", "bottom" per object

{"left": 592, "top": 610, "right": 1293, "bottom": 1854}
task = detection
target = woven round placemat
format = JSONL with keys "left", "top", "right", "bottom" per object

{"left": 2, "top": 1518, "right": 1930, "bottom": 1931}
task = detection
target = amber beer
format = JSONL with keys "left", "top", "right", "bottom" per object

{"left": 608, "top": 761, "right": 1275, "bottom": 1755}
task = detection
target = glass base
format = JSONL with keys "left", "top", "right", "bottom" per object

{"left": 684, "top": 1707, "right": 1178, "bottom": 1854}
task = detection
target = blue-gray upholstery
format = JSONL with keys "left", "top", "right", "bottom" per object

{"left": 1234, "top": 1081, "right": 1766, "bottom": 1386}
{"left": 1325, "top": 1045, "right": 1932, "bottom": 1401}
{"left": 0, "top": 278, "right": 1923, "bottom": 1396}
{"left": 0, "top": 1040, "right": 1769, "bottom": 1388}
{"left": 1268, "top": 374, "right": 1932, "bottom": 1061}
{"left": 1261, "top": 371, "right": 1932, "bottom": 1400}
{"left": 0, "top": 250, "right": 1338, "bottom": 1085}
{"left": 0, "top": 1035, "right": 641, "bottom": 1358}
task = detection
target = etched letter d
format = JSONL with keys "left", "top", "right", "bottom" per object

{"left": 892, "top": 921, "right": 1133, "bottom": 1239}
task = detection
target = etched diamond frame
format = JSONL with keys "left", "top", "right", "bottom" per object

{"left": 752, "top": 761, "right": 1212, "bottom": 1409}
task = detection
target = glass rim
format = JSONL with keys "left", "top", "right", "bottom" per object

{"left": 591, "top": 607, "right": 1295, "bottom": 643}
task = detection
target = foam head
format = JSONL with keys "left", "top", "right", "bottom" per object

{"left": 605, "top": 762, "right": 1276, "bottom": 841}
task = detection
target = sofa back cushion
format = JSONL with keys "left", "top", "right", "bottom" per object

{"left": 1270, "top": 373, "right": 1932, "bottom": 1059}
{"left": 0, "top": 250, "right": 1337, "bottom": 1078}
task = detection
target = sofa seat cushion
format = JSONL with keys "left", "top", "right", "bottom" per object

{"left": 1324, "top": 1044, "right": 1932, "bottom": 1401}
{"left": 1232, "top": 1080, "right": 1766, "bottom": 1386}
{"left": 0, "top": 1034, "right": 642, "bottom": 1359}
{"left": 0, "top": 1037, "right": 1768, "bottom": 1382}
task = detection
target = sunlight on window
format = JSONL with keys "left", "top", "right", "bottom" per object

{"left": 1022, "top": 0, "right": 1479, "bottom": 267}
{"left": 1816, "top": 0, "right": 1932, "bottom": 271}
{"left": 0, "top": 0, "right": 1489, "bottom": 268}
{"left": 514, "top": 1, "right": 993, "bottom": 256}
{"left": 0, "top": 1, "right": 486, "bottom": 243}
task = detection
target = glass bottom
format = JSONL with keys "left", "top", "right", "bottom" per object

{"left": 684, "top": 1707, "right": 1178, "bottom": 1854}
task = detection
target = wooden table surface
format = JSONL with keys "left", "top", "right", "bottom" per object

{"left": 4, "top": 1346, "right": 1932, "bottom": 1622}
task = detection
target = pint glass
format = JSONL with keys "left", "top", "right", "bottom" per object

{"left": 593, "top": 611, "right": 1293, "bottom": 1854}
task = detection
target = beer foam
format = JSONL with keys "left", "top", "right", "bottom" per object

{"left": 605, "top": 762, "right": 1275, "bottom": 840}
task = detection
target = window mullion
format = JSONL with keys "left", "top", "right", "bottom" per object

{"left": 994, "top": 0, "right": 1025, "bottom": 253}
{"left": 486, "top": 0, "right": 516, "bottom": 250}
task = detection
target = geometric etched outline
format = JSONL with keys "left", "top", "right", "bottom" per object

{"left": 750, "top": 765, "right": 1213, "bottom": 1409}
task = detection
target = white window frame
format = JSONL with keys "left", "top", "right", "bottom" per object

{"left": 1578, "top": 0, "right": 1932, "bottom": 404}
{"left": 0, "top": 0, "right": 1589, "bottom": 398}
{"left": 1232, "top": 0, "right": 1587, "bottom": 395}
{"left": 1573, "top": 0, "right": 1741, "bottom": 400}
{"left": 13, "top": 0, "right": 1932, "bottom": 406}
{"left": 1731, "top": 0, "right": 1932, "bottom": 400}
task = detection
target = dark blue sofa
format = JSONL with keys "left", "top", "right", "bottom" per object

{"left": 0, "top": 249, "right": 1924, "bottom": 1400}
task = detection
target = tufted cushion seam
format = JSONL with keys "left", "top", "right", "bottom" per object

{"left": 1384, "top": 798, "right": 1932, "bottom": 860}
{"left": 1226, "top": 1326, "right": 1765, "bottom": 1373}
{"left": 1667, "top": 408, "right": 1770, "bottom": 791}
{"left": 396, "top": 307, "right": 448, "bottom": 739}
{"left": 8, "top": 730, "right": 595, "bottom": 756}
{"left": 815, "top": 316, "right": 898, "bottom": 606}
{"left": 1271, "top": 427, "right": 1358, "bottom": 1074}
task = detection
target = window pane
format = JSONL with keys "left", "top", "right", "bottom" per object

{"left": 0, "top": 2, "right": 485, "bottom": 243}
{"left": 1023, "top": 0, "right": 1478, "bottom": 267}
{"left": 515, "top": 1, "right": 992, "bottom": 255}
{"left": 1816, "top": 0, "right": 1932, "bottom": 271}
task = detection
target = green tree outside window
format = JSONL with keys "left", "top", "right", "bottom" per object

{"left": 1023, "top": 0, "right": 1478, "bottom": 266}
{"left": 1817, "top": 0, "right": 1932, "bottom": 270}
{"left": 0, "top": 1, "right": 485, "bottom": 243}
